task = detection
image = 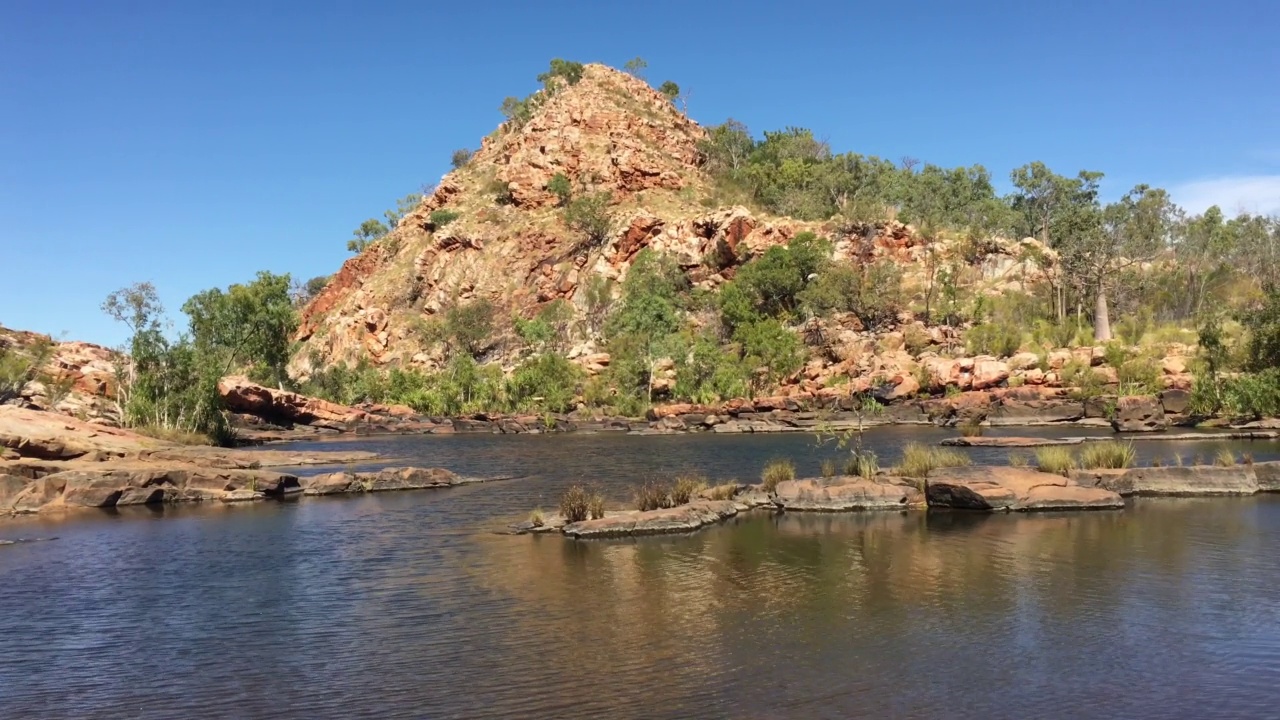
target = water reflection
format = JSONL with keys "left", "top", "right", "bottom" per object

{"left": 2, "top": 430, "right": 1280, "bottom": 719}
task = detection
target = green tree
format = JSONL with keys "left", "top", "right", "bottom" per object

{"left": 1085, "top": 185, "right": 1177, "bottom": 340}
{"left": 538, "top": 59, "right": 585, "bottom": 89}
{"left": 658, "top": 80, "right": 680, "bottom": 101}
{"left": 444, "top": 299, "right": 495, "bottom": 358}
{"left": 622, "top": 56, "right": 647, "bottom": 78}
{"left": 182, "top": 271, "right": 298, "bottom": 389}
{"left": 547, "top": 172, "right": 572, "bottom": 206}
{"left": 348, "top": 218, "right": 389, "bottom": 253}
{"left": 564, "top": 191, "right": 613, "bottom": 248}
{"left": 451, "top": 148, "right": 474, "bottom": 169}
{"left": 102, "top": 283, "right": 231, "bottom": 443}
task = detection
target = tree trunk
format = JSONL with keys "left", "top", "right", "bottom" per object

{"left": 1094, "top": 287, "right": 1112, "bottom": 342}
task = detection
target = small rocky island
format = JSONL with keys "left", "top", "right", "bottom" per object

{"left": 0, "top": 406, "right": 489, "bottom": 515}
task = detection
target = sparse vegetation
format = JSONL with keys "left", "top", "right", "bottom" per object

{"left": 1008, "top": 451, "right": 1029, "bottom": 468}
{"left": 845, "top": 451, "right": 879, "bottom": 479}
{"left": 761, "top": 458, "right": 796, "bottom": 492}
{"left": 894, "top": 443, "right": 971, "bottom": 479}
{"left": 957, "top": 419, "right": 984, "bottom": 437}
{"left": 671, "top": 473, "right": 707, "bottom": 505}
{"left": 559, "top": 484, "right": 592, "bottom": 523}
{"left": 1078, "top": 441, "right": 1137, "bottom": 470}
{"left": 1035, "top": 447, "right": 1077, "bottom": 476}
{"left": 1215, "top": 448, "right": 1237, "bottom": 467}
{"left": 635, "top": 480, "right": 672, "bottom": 511}
{"left": 528, "top": 507, "right": 545, "bottom": 527}
{"left": 450, "top": 148, "right": 474, "bottom": 169}
{"left": 429, "top": 209, "right": 461, "bottom": 228}
{"left": 820, "top": 458, "right": 838, "bottom": 478}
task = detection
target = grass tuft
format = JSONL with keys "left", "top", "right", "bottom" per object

{"left": 1215, "top": 448, "right": 1236, "bottom": 467}
{"left": 529, "top": 507, "right": 545, "bottom": 527}
{"left": 957, "top": 419, "right": 984, "bottom": 438}
{"left": 820, "top": 458, "right": 838, "bottom": 479}
{"left": 671, "top": 473, "right": 707, "bottom": 505}
{"left": 560, "top": 485, "right": 591, "bottom": 523}
{"left": 1035, "top": 447, "right": 1077, "bottom": 476}
{"left": 1078, "top": 441, "right": 1137, "bottom": 470}
{"left": 1008, "top": 451, "right": 1029, "bottom": 468}
{"left": 703, "top": 483, "right": 738, "bottom": 501}
{"left": 761, "top": 458, "right": 796, "bottom": 493}
{"left": 894, "top": 442, "right": 971, "bottom": 479}
{"left": 844, "top": 451, "right": 879, "bottom": 479}
{"left": 635, "top": 480, "right": 672, "bottom": 511}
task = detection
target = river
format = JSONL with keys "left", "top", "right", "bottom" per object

{"left": 3, "top": 429, "right": 1280, "bottom": 719}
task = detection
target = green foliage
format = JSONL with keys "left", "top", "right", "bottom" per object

{"left": 102, "top": 282, "right": 232, "bottom": 445}
{"left": 506, "top": 353, "right": 579, "bottom": 413}
{"left": 799, "top": 259, "right": 903, "bottom": 329}
{"left": 429, "top": 209, "right": 460, "bottom": 228}
{"left": 0, "top": 336, "right": 55, "bottom": 403}
{"left": 673, "top": 331, "right": 749, "bottom": 403}
{"left": 348, "top": 218, "right": 389, "bottom": 253}
{"left": 965, "top": 323, "right": 1021, "bottom": 358}
{"left": 300, "top": 275, "right": 330, "bottom": 304}
{"left": 1243, "top": 284, "right": 1280, "bottom": 371}
{"left": 563, "top": 191, "right": 613, "bottom": 247}
{"left": 450, "top": 148, "right": 474, "bottom": 169}
{"left": 537, "top": 58, "right": 585, "bottom": 89}
{"left": 734, "top": 318, "right": 803, "bottom": 388}
{"left": 658, "top": 80, "right": 680, "bottom": 101}
{"left": 547, "top": 172, "right": 572, "bottom": 206}
{"left": 1079, "top": 441, "right": 1137, "bottom": 470}
{"left": 622, "top": 57, "right": 647, "bottom": 78}
{"left": 1060, "top": 359, "right": 1105, "bottom": 400}
{"left": 1035, "top": 447, "right": 1076, "bottom": 476}
{"left": 444, "top": 299, "right": 495, "bottom": 358}
{"left": 1193, "top": 368, "right": 1280, "bottom": 420}
{"left": 845, "top": 451, "right": 879, "bottom": 479}
{"left": 722, "top": 232, "right": 830, "bottom": 326}
{"left": 761, "top": 458, "right": 795, "bottom": 492}
{"left": 605, "top": 250, "right": 688, "bottom": 342}
{"left": 182, "top": 271, "right": 297, "bottom": 389}
{"left": 1116, "top": 356, "right": 1160, "bottom": 395}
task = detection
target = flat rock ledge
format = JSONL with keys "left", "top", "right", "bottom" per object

{"left": 561, "top": 500, "right": 742, "bottom": 539}
{"left": 942, "top": 431, "right": 1280, "bottom": 448}
{"left": 772, "top": 477, "right": 924, "bottom": 511}
{"left": 0, "top": 463, "right": 472, "bottom": 516}
{"left": 1071, "top": 461, "right": 1280, "bottom": 496}
{"left": 926, "top": 466, "right": 1124, "bottom": 512}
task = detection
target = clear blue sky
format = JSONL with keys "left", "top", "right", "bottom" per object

{"left": 3, "top": 0, "right": 1277, "bottom": 346}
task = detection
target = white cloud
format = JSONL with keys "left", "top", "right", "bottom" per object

{"left": 1171, "top": 175, "right": 1280, "bottom": 216}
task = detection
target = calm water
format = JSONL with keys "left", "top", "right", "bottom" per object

{"left": 4, "top": 429, "right": 1280, "bottom": 719}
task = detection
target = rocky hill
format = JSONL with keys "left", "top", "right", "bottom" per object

{"left": 290, "top": 63, "right": 1046, "bottom": 385}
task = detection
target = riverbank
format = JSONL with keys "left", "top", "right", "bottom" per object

{"left": 0, "top": 406, "right": 500, "bottom": 517}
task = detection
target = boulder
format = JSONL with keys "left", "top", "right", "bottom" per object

{"left": 772, "top": 477, "right": 923, "bottom": 511}
{"left": 0, "top": 473, "right": 29, "bottom": 510}
{"left": 927, "top": 466, "right": 1123, "bottom": 511}
{"left": 1111, "top": 395, "right": 1168, "bottom": 432}
{"left": 299, "top": 472, "right": 359, "bottom": 496}
{"left": 1159, "top": 389, "right": 1191, "bottom": 415}
{"left": 364, "top": 467, "right": 458, "bottom": 492}
{"left": 970, "top": 360, "right": 1010, "bottom": 391}
{"left": 217, "top": 376, "right": 369, "bottom": 430}
{"left": 1072, "top": 466, "right": 1260, "bottom": 496}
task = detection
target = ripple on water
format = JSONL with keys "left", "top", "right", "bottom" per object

{"left": 3, "top": 431, "right": 1280, "bottom": 718}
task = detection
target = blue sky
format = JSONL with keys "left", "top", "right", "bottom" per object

{"left": 3, "top": 0, "right": 1277, "bottom": 346}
